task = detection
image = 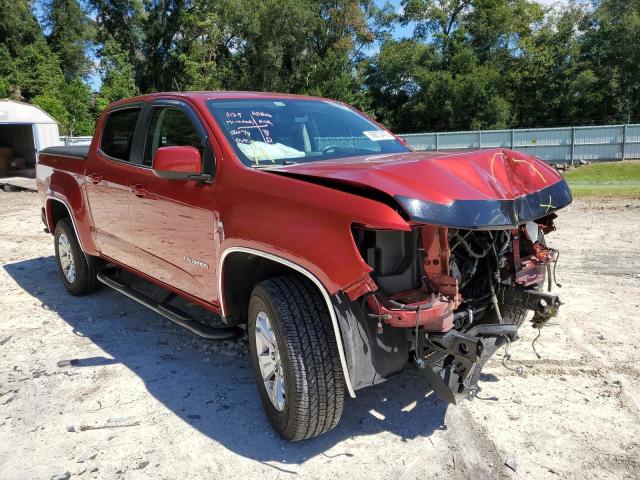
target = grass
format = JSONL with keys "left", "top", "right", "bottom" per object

{"left": 562, "top": 160, "right": 640, "bottom": 198}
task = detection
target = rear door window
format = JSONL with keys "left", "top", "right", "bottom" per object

{"left": 100, "top": 108, "right": 141, "bottom": 161}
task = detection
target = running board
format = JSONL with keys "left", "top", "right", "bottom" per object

{"left": 96, "top": 272, "right": 242, "bottom": 340}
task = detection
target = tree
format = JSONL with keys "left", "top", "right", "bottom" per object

{"left": 162, "top": 0, "right": 226, "bottom": 91}
{"left": 32, "top": 79, "right": 94, "bottom": 134}
{"left": 2, "top": 0, "right": 637, "bottom": 137}
{"left": 578, "top": 0, "right": 640, "bottom": 123}
{"left": 0, "top": 0, "right": 65, "bottom": 100}
{"left": 88, "top": 0, "right": 145, "bottom": 85}
{"left": 0, "top": 44, "right": 17, "bottom": 98}
{"left": 507, "top": 4, "right": 591, "bottom": 127}
{"left": 61, "top": 78, "right": 95, "bottom": 135}
{"left": 33, "top": 93, "right": 69, "bottom": 127}
{"left": 140, "top": 0, "right": 188, "bottom": 92}
{"left": 0, "top": 0, "right": 42, "bottom": 54}
{"left": 364, "top": 39, "right": 432, "bottom": 131}
{"left": 95, "top": 38, "right": 138, "bottom": 111}
{"left": 215, "top": 0, "right": 376, "bottom": 101}
{"left": 14, "top": 42, "right": 66, "bottom": 101}
{"left": 43, "top": 0, "right": 93, "bottom": 80}
{"left": 366, "top": 1, "right": 515, "bottom": 131}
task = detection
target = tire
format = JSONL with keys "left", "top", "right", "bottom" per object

{"left": 54, "top": 218, "right": 100, "bottom": 296}
{"left": 248, "top": 275, "right": 345, "bottom": 441}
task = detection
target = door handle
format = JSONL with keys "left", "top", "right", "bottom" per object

{"left": 87, "top": 173, "right": 102, "bottom": 184}
{"left": 130, "top": 184, "right": 148, "bottom": 197}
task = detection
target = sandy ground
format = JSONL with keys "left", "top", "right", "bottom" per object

{"left": 0, "top": 190, "right": 639, "bottom": 480}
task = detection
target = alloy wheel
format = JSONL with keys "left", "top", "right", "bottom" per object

{"left": 57, "top": 233, "right": 76, "bottom": 283}
{"left": 254, "top": 311, "right": 285, "bottom": 411}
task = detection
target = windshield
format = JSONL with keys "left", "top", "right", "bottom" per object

{"left": 206, "top": 98, "right": 410, "bottom": 167}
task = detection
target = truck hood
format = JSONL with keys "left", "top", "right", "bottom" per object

{"left": 266, "top": 148, "right": 572, "bottom": 229}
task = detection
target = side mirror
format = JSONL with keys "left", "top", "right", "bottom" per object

{"left": 152, "top": 146, "right": 210, "bottom": 182}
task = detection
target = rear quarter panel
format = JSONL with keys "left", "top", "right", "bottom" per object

{"left": 38, "top": 152, "right": 98, "bottom": 255}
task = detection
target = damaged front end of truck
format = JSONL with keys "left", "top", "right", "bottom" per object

{"left": 350, "top": 215, "right": 565, "bottom": 403}
{"left": 282, "top": 149, "right": 572, "bottom": 403}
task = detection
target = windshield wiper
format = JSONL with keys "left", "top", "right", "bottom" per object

{"left": 250, "top": 160, "right": 298, "bottom": 168}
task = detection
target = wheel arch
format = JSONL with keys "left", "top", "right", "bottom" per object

{"left": 45, "top": 197, "right": 86, "bottom": 252}
{"left": 218, "top": 247, "right": 356, "bottom": 398}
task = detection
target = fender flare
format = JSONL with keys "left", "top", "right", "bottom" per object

{"left": 218, "top": 246, "right": 356, "bottom": 398}
{"left": 45, "top": 196, "right": 87, "bottom": 253}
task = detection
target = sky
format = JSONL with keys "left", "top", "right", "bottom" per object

{"left": 380, "top": 0, "right": 414, "bottom": 39}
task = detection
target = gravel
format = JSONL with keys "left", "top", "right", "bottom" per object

{"left": 0, "top": 190, "right": 639, "bottom": 479}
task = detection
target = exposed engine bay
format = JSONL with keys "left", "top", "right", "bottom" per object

{"left": 351, "top": 215, "right": 562, "bottom": 403}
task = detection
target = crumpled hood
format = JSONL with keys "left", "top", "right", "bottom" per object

{"left": 267, "top": 148, "right": 572, "bottom": 228}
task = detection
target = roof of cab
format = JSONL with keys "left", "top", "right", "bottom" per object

{"left": 107, "top": 91, "right": 330, "bottom": 109}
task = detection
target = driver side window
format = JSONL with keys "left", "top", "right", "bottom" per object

{"left": 144, "top": 107, "right": 202, "bottom": 167}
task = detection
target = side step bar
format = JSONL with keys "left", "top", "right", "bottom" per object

{"left": 96, "top": 272, "right": 242, "bottom": 340}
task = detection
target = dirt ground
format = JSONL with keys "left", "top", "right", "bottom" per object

{"left": 0, "top": 190, "right": 639, "bottom": 480}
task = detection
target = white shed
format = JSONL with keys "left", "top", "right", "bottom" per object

{"left": 0, "top": 100, "right": 62, "bottom": 171}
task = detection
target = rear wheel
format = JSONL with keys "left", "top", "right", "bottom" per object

{"left": 54, "top": 218, "right": 100, "bottom": 296}
{"left": 248, "top": 275, "right": 345, "bottom": 441}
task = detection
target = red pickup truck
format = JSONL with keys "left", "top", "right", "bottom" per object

{"left": 37, "top": 91, "right": 571, "bottom": 440}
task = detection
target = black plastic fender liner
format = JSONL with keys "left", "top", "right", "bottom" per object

{"left": 395, "top": 179, "right": 573, "bottom": 229}
{"left": 331, "top": 292, "right": 408, "bottom": 391}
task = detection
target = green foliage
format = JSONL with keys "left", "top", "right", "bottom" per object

{"left": 368, "top": 0, "right": 542, "bottom": 130}
{"left": 1, "top": 0, "right": 640, "bottom": 138}
{"left": 43, "top": 0, "right": 93, "bottom": 80}
{"left": 0, "top": 0, "right": 44, "bottom": 55}
{"left": 0, "top": 44, "right": 17, "bottom": 97}
{"left": 170, "top": 3, "right": 225, "bottom": 91}
{"left": 33, "top": 94, "right": 69, "bottom": 126}
{"left": 60, "top": 78, "right": 95, "bottom": 135}
{"left": 578, "top": 0, "right": 640, "bottom": 124}
{"left": 32, "top": 79, "right": 94, "bottom": 135}
{"left": 95, "top": 39, "right": 138, "bottom": 111}
{"left": 14, "top": 42, "right": 65, "bottom": 101}
{"left": 0, "top": 0, "right": 64, "bottom": 100}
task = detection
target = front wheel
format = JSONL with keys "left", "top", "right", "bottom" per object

{"left": 248, "top": 275, "right": 345, "bottom": 441}
{"left": 54, "top": 218, "right": 100, "bottom": 296}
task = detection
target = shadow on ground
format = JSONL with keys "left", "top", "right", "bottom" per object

{"left": 4, "top": 256, "right": 450, "bottom": 467}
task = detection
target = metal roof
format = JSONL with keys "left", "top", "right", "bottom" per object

{"left": 0, "top": 99, "right": 59, "bottom": 125}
